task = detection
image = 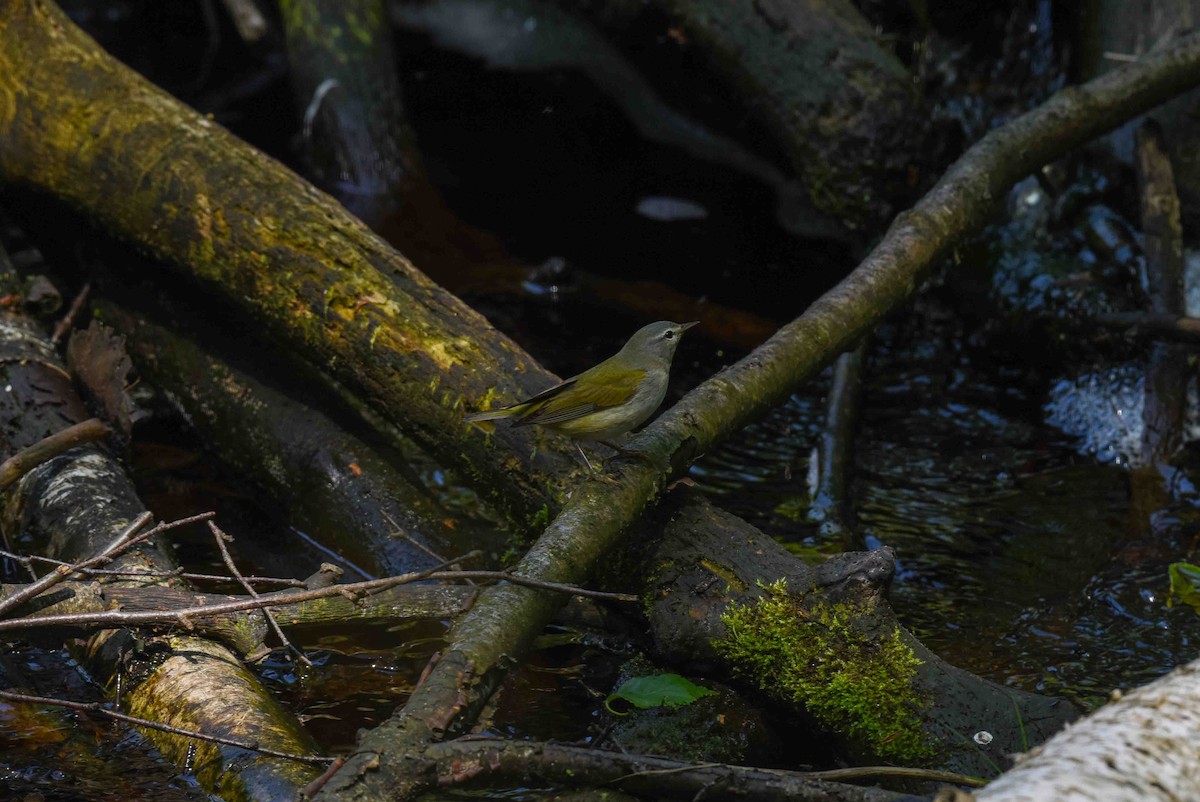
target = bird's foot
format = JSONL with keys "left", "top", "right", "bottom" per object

{"left": 574, "top": 443, "right": 623, "bottom": 484}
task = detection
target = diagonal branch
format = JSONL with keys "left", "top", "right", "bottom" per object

{"left": 209, "top": 520, "right": 313, "bottom": 665}
{"left": 321, "top": 29, "right": 1200, "bottom": 799}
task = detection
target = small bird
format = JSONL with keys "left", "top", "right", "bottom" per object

{"left": 464, "top": 320, "right": 698, "bottom": 470}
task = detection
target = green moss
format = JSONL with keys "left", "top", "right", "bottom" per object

{"left": 529, "top": 503, "right": 551, "bottom": 530}
{"left": 773, "top": 494, "right": 809, "bottom": 522}
{"left": 698, "top": 559, "right": 746, "bottom": 593}
{"left": 714, "top": 579, "right": 934, "bottom": 763}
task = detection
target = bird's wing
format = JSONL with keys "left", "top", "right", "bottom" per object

{"left": 464, "top": 377, "right": 577, "bottom": 423}
{"left": 516, "top": 370, "right": 645, "bottom": 427}
{"left": 513, "top": 377, "right": 577, "bottom": 409}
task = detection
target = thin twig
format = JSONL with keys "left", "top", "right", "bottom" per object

{"left": 0, "top": 689, "right": 333, "bottom": 764}
{"left": 801, "top": 765, "right": 985, "bottom": 787}
{"left": 0, "top": 510, "right": 216, "bottom": 619}
{"left": 300, "top": 756, "right": 347, "bottom": 798}
{"left": 0, "top": 550, "right": 305, "bottom": 587}
{"left": 418, "top": 571, "right": 637, "bottom": 602}
{"left": 50, "top": 282, "right": 90, "bottom": 346}
{"left": 1096, "top": 312, "right": 1200, "bottom": 343}
{"left": 0, "top": 418, "right": 110, "bottom": 491}
{"left": 0, "top": 552, "right": 484, "bottom": 632}
{"left": 209, "top": 520, "right": 311, "bottom": 666}
{"left": 0, "top": 511, "right": 152, "bottom": 619}
{"left": 382, "top": 509, "right": 473, "bottom": 584}
{"left": 0, "top": 555, "right": 643, "bottom": 633}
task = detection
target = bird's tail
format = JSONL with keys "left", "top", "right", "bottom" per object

{"left": 463, "top": 405, "right": 522, "bottom": 423}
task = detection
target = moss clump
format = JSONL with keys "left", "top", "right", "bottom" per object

{"left": 715, "top": 579, "right": 934, "bottom": 763}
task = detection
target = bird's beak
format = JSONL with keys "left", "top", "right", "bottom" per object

{"left": 680, "top": 321, "right": 700, "bottom": 333}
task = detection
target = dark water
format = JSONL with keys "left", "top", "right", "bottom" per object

{"left": 0, "top": 646, "right": 209, "bottom": 802}
{"left": 681, "top": 312, "right": 1199, "bottom": 710}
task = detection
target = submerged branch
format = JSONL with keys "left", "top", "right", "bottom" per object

{"left": 0, "top": 690, "right": 335, "bottom": 765}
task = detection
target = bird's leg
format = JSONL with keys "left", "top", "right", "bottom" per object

{"left": 574, "top": 442, "right": 597, "bottom": 473}
{"left": 574, "top": 443, "right": 621, "bottom": 484}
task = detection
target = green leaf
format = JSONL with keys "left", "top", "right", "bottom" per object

{"left": 1168, "top": 562, "right": 1200, "bottom": 612}
{"left": 605, "top": 673, "right": 714, "bottom": 715}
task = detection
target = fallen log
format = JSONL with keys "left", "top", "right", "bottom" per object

{"left": 0, "top": 246, "right": 320, "bottom": 800}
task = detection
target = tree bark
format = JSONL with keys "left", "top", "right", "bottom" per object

{"left": 0, "top": 0, "right": 576, "bottom": 527}
{"left": 323, "top": 27, "right": 1200, "bottom": 799}
{"left": 583, "top": 0, "right": 923, "bottom": 230}
{"left": 281, "top": 0, "right": 423, "bottom": 227}
{"left": 94, "top": 299, "right": 500, "bottom": 577}
{"left": 7, "top": 2, "right": 1200, "bottom": 797}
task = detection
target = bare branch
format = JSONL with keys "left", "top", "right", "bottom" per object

{"left": 0, "top": 510, "right": 152, "bottom": 619}
{"left": 0, "top": 510, "right": 217, "bottom": 620}
{"left": 0, "top": 552, "right": 632, "bottom": 634}
{"left": 0, "top": 417, "right": 109, "bottom": 491}
{"left": 210, "top": 520, "right": 311, "bottom": 666}
{"left": 50, "top": 281, "right": 91, "bottom": 346}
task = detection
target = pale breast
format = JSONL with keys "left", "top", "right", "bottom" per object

{"left": 551, "top": 369, "right": 668, "bottom": 441}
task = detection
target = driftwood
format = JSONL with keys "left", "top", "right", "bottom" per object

{"left": 396, "top": 0, "right": 919, "bottom": 232}
{"left": 1128, "top": 118, "right": 1189, "bottom": 521}
{"left": 7, "top": 2, "right": 1200, "bottom": 798}
{"left": 1079, "top": 0, "right": 1200, "bottom": 234}
{"left": 398, "top": 738, "right": 910, "bottom": 802}
{"left": 1134, "top": 119, "right": 1188, "bottom": 466}
{"left": 0, "top": 578, "right": 476, "bottom": 655}
{"left": 596, "top": 0, "right": 922, "bottom": 231}
{"left": 282, "top": 0, "right": 422, "bottom": 227}
{"left": 629, "top": 493, "right": 1077, "bottom": 775}
{"left": 808, "top": 341, "right": 867, "bottom": 543}
{"left": 0, "top": 258, "right": 319, "bottom": 799}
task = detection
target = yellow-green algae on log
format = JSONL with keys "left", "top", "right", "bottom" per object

{"left": 118, "top": 635, "right": 318, "bottom": 801}
{"left": 0, "top": 0, "right": 581, "bottom": 531}
{"left": 715, "top": 579, "right": 934, "bottom": 763}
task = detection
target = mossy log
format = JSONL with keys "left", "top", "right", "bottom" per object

{"left": 5, "top": 2, "right": 1200, "bottom": 797}
{"left": 626, "top": 493, "right": 1077, "bottom": 776}
{"left": 94, "top": 299, "right": 503, "bottom": 577}
{"left": 0, "top": 0, "right": 577, "bottom": 528}
{"left": 0, "top": 264, "right": 319, "bottom": 800}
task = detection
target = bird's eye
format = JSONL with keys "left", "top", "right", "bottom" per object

{"left": 663, "top": 330, "right": 675, "bottom": 339}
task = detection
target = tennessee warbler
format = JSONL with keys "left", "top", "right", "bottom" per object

{"left": 464, "top": 320, "right": 698, "bottom": 469}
